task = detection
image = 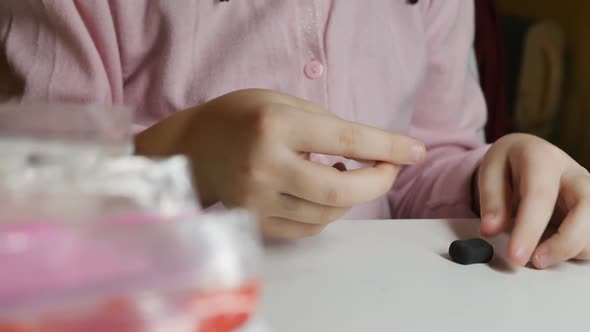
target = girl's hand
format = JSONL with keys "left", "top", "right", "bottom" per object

{"left": 478, "top": 133, "right": 590, "bottom": 269}
{"left": 136, "top": 89, "right": 426, "bottom": 239}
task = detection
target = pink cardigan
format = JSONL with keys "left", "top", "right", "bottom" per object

{"left": 0, "top": 0, "right": 489, "bottom": 219}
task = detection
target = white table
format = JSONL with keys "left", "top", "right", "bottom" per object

{"left": 261, "top": 219, "right": 590, "bottom": 332}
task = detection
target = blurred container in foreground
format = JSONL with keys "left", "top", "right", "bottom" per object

{"left": 0, "top": 103, "right": 264, "bottom": 332}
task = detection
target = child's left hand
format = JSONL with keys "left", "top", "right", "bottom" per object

{"left": 477, "top": 133, "right": 590, "bottom": 269}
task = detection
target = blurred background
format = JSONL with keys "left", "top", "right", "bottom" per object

{"left": 478, "top": 0, "right": 590, "bottom": 167}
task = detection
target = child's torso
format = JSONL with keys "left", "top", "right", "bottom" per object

{"left": 115, "top": 0, "right": 428, "bottom": 133}
{"left": 1, "top": 0, "right": 435, "bottom": 219}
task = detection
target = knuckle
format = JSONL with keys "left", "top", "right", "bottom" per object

{"left": 241, "top": 152, "right": 277, "bottom": 186}
{"left": 318, "top": 206, "right": 337, "bottom": 224}
{"left": 338, "top": 124, "right": 361, "bottom": 154}
{"left": 238, "top": 161, "right": 265, "bottom": 185}
{"left": 515, "top": 143, "right": 544, "bottom": 164}
{"left": 280, "top": 194, "right": 299, "bottom": 212}
{"left": 323, "top": 185, "right": 341, "bottom": 205}
{"left": 513, "top": 140, "right": 562, "bottom": 166}
{"left": 389, "top": 139, "right": 407, "bottom": 163}
{"left": 250, "top": 105, "right": 284, "bottom": 139}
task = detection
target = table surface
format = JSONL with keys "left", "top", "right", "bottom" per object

{"left": 261, "top": 219, "right": 590, "bottom": 332}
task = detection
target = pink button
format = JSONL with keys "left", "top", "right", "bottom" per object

{"left": 304, "top": 60, "right": 324, "bottom": 80}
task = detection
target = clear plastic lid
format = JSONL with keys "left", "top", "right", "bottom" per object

{"left": 0, "top": 103, "right": 265, "bottom": 331}
{"left": 0, "top": 156, "right": 199, "bottom": 220}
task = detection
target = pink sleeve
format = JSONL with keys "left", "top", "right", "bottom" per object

{"left": 389, "top": 1, "right": 490, "bottom": 219}
{"left": 1, "top": 1, "right": 124, "bottom": 105}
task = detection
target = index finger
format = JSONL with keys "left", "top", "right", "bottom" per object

{"left": 288, "top": 111, "right": 425, "bottom": 165}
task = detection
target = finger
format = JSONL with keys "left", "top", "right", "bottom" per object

{"left": 508, "top": 161, "right": 560, "bottom": 266}
{"left": 532, "top": 203, "right": 590, "bottom": 269}
{"left": 260, "top": 216, "right": 327, "bottom": 239}
{"left": 284, "top": 159, "right": 399, "bottom": 207}
{"left": 287, "top": 111, "right": 425, "bottom": 165}
{"left": 532, "top": 173, "right": 590, "bottom": 268}
{"left": 478, "top": 153, "right": 513, "bottom": 236}
{"left": 272, "top": 193, "right": 350, "bottom": 225}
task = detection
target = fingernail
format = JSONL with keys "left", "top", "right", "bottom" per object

{"left": 480, "top": 213, "right": 501, "bottom": 235}
{"left": 482, "top": 213, "right": 500, "bottom": 227}
{"left": 534, "top": 248, "right": 554, "bottom": 269}
{"left": 411, "top": 145, "right": 426, "bottom": 163}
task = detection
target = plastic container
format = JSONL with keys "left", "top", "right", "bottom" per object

{"left": 0, "top": 103, "right": 265, "bottom": 331}
{"left": 0, "top": 211, "right": 262, "bottom": 332}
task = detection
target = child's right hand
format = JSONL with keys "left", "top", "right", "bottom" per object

{"left": 136, "top": 89, "right": 425, "bottom": 238}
